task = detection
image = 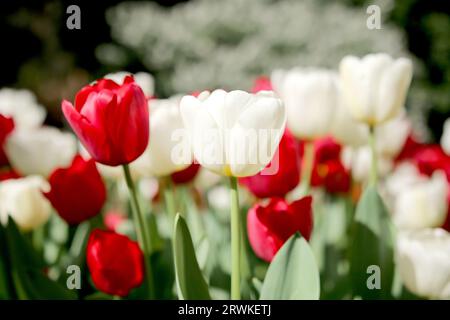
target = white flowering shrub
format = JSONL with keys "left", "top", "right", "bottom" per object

{"left": 104, "top": 0, "right": 411, "bottom": 95}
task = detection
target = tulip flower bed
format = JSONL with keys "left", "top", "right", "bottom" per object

{"left": 0, "top": 53, "right": 449, "bottom": 301}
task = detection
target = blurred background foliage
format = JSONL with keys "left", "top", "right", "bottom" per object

{"left": 0, "top": 0, "right": 448, "bottom": 139}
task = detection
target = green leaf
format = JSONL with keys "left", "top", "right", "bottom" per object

{"left": 5, "top": 217, "right": 76, "bottom": 300}
{"left": 349, "top": 186, "right": 394, "bottom": 299}
{"left": 173, "top": 213, "right": 211, "bottom": 300}
{"left": 260, "top": 233, "right": 320, "bottom": 300}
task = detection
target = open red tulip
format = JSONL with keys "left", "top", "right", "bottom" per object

{"left": 62, "top": 76, "right": 149, "bottom": 166}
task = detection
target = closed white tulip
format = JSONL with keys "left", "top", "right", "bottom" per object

{"left": 441, "top": 118, "right": 450, "bottom": 156}
{"left": 104, "top": 71, "right": 155, "bottom": 97}
{"left": 272, "top": 68, "right": 337, "bottom": 139}
{"left": 0, "top": 88, "right": 46, "bottom": 129}
{"left": 180, "top": 89, "right": 286, "bottom": 177}
{"left": 0, "top": 176, "right": 52, "bottom": 231}
{"left": 5, "top": 126, "right": 77, "bottom": 177}
{"left": 133, "top": 96, "right": 191, "bottom": 177}
{"left": 339, "top": 53, "right": 413, "bottom": 125}
{"left": 392, "top": 169, "right": 448, "bottom": 230}
{"left": 396, "top": 228, "right": 450, "bottom": 299}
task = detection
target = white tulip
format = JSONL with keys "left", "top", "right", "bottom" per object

{"left": 392, "top": 169, "right": 448, "bottom": 230}
{"left": 132, "top": 97, "right": 191, "bottom": 177}
{"left": 0, "top": 176, "right": 52, "bottom": 231}
{"left": 104, "top": 71, "right": 155, "bottom": 97}
{"left": 332, "top": 105, "right": 410, "bottom": 158}
{"left": 0, "top": 88, "right": 46, "bottom": 130}
{"left": 330, "top": 83, "right": 368, "bottom": 147}
{"left": 383, "top": 162, "right": 423, "bottom": 202}
{"left": 441, "top": 118, "right": 450, "bottom": 156}
{"left": 180, "top": 89, "right": 286, "bottom": 177}
{"left": 341, "top": 146, "right": 393, "bottom": 182}
{"left": 339, "top": 53, "right": 413, "bottom": 125}
{"left": 5, "top": 126, "right": 77, "bottom": 177}
{"left": 396, "top": 229, "right": 450, "bottom": 299}
{"left": 272, "top": 68, "right": 337, "bottom": 139}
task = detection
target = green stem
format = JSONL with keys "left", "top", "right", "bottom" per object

{"left": 229, "top": 176, "right": 241, "bottom": 300}
{"left": 122, "top": 164, "right": 154, "bottom": 299}
{"left": 368, "top": 126, "right": 378, "bottom": 186}
{"left": 301, "top": 140, "right": 315, "bottom": 194}
{"left": 163, "top": 177, "right": 177, "bottom": 224}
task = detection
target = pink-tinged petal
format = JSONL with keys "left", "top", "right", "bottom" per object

{"left": 62, "top": 100, "right": 112, "bottom": 165}
{"left": 247, "top": 206, "right": 279, "bottom": 262}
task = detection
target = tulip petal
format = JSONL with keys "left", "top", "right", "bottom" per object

{"left": 229, "top": 95, "right": 285, "bottom": 177}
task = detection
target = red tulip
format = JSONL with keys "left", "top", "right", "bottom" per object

{"left": 313, "top": 136, "right": 341, "bottom": 163}
{"left": 247, "top": 196, "right": 313, "bottom": 262}
{"left": 299, "top": 136, "right": 350, "bottom": 193}
{"left": 86, "top": 229, "right": 144, "bottom": 297}
{"left": 240, "top": 130, "right": 300, "bottom": 198}
{"left": 0, "top": 115, "right": 14, "bottom": 167}
{"left": 45, "top": 155, "right": 106, "bottom": 224}
{"left": 251, "top": 76, "right": 273, "bottom": 93}
{"left": 313, "top": 160, "right": 351, "bottom": 193}
{"left": 171, "top": 162, "right": 200, "bottom": 184}
{"left": 62, "top": 76, "right": 149, "bottom": 166}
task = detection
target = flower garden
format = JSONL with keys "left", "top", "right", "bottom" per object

{"left": 0, "top": 0, "right": 449, "bottom": 301}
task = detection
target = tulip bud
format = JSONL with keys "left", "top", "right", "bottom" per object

{"left": 5, "top": 126, "right": 77, "bottom": 177}
{"left": 272, "top": 68, "right": 337, "bottom": 139}
{"left": 0, "top": 176, "right": 52, "bottom": 231}
{"left": 180, "top": 89, "right": 286, "bottom": 177}
{"left": 339, "top": 53, "right": 413, "bottom": 125}
{"left": 396, "top": 229, "right": 450, "bottom": 299}
{"left": 45, "top": 155, "right": 107, "bottom": 225}
{"left": 62, "top": 76, "right": 149, "bottom": 166}
{"left": 247, "top": 196, "right": 313, "bottom": 262}
{"left": 86, "top": 229, "right": 144, "bottom": 297}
